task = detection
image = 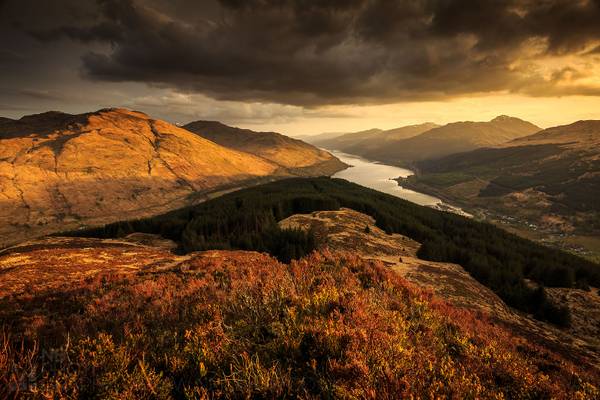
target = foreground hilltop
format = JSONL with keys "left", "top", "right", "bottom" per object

{"left": 0, "top": 109, "right": 344, "bottom": 247}
{"left": 3, "top": 177, "right": 599, "bottom": 397}
{"left": 71, "top": 177, "right": 600, "bottom": 328}
{"left": 1, "top": 238, "right": 598, "bottom": 398}
{"left": 401, "top": 120, "right": 600, "bottom": 256}
{"left": 280, "top": 208, "right": 600, "bottom": 368}
{"left": 184, "top": 120, "right": 346, "bottom": 176}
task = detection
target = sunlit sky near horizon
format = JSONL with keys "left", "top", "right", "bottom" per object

{"left": 2, "top": 0, "right": 600, "bottom": 136}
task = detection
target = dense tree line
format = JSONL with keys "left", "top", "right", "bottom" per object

{"left": 68, "top": 177, "right": 600, "bottom": 326}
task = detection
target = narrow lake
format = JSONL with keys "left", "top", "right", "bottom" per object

{"left": 330, "top": 150, "right": 471, "bottom": 216}
{"left": 328, "top": 149, "right": 448, "bottom": 204}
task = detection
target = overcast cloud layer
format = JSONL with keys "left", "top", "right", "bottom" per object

{"left": 2, "top": 0, "right": 600, "bottom": 108}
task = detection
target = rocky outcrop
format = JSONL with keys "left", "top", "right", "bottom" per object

{"left": 279, "top": 208, "right": 512, "bottom": 317}
{"left": 279, "top": 208, "right": 600, "bottom": 367}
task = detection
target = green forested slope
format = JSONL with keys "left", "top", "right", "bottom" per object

{"left": 69, "top": 177, "right": 600, "bottom": 326}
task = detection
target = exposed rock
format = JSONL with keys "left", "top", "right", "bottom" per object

{"left": 546, "top": 286, "right": 600, "bottom": 350}
{"left": 280, "top": 208, "right": 511, "bottom": 317}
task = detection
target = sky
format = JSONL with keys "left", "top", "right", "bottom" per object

{"left": 1, "top": 0, "right": 600, "bottom": 136}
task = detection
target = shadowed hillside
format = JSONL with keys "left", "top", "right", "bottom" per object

{"left": 309, "top": 123, "right": 439, "bottom": 155}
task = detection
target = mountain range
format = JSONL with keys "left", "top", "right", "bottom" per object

{"left": 307, "top": 115, "right": 600, "bottom": 259}
{"left": 312, "top": 123, "right": 440, "bottom": 158}
{"left": 308, "top": 116, "right": 540, "bottom": 165}
{"left": 0, "top": 108, "right": 345, "bottom": 247}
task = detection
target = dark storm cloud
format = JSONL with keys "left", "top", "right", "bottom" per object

{"left": 0, "top": 49, "right": 26, "bottom": 64}
{"left": 3, "top": 0, "right": 600, "bottom": 106}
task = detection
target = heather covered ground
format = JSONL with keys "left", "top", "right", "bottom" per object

{"left": 1, "top": 250, "right": 598, "bottom": 399}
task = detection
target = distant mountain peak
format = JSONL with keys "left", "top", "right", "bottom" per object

{"left": 569, "top": 119, "right": 600, "bottom": 129}
{"left": 185, "top": 120, "right": 230, "bottom": 128}
{"left": 491, "top": 115, "right": 522, "bottom": 122}
{"left": 20, "top": 110, "right": 69, "bottom": 120}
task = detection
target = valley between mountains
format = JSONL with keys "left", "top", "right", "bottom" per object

{"left": 308, "top": 116, "right": 600, "bottom": 261}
